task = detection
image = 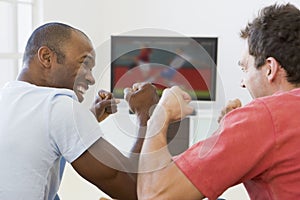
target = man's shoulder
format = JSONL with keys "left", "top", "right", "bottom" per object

{"left": 7, "top": 81, "right": 78, "bottom": 101}
{"left": 255, "top": 88, "right": 300, "bottom": 105}
{"left": 243, "top": 88, "right": 300, "bottom": 119}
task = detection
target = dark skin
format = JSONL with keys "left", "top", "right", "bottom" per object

{"left": 124, "top": 82, "right": 160, "bottom": 154}
{"left": 18, "top": 30, "right": 159, "bottom": 199}
{"left": 90, "top": 90, "right": 119, "bottom": 122}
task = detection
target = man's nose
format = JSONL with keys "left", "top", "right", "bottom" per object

{"left": 240, "top": 79, "right": 246, "bottom": 88}
{"left": 87, "top": 71, "right": 95, "bottom": 85}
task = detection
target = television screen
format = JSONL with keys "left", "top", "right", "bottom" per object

{"left": 111, "top": 36, "right": 218, "bottom": 100}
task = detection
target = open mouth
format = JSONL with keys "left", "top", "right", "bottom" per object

{"left": 75, "top": 84, "right": 89, "bottom": 102}
{"left": 77, "top": 85, "right": 87, "bottom": 95}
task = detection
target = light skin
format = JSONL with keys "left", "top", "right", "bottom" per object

{"left": 138, "top": 86, "right": 203, "bottom": 199}
{"left": 218, "top": 41, "right": 297, "bottom": 122}
{"left": 137, "top": 40, "right": 299, "bottom": 199}
{"left": 18, "top": 30, "right": 158, "bottom": 200}
{"left": 217, "top": 98, "right": 241, "bottom": 123}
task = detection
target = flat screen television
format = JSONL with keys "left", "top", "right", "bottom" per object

{"left": 111, "top": 36, "right": 218, "bottom": 101}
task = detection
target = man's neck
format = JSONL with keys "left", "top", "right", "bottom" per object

{"left": 17, "top": 66, "right": 46, "bottom": 87}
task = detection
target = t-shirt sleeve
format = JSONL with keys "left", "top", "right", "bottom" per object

{"left": 49, "top": 95, "right": 103, "bottom": 163}
{"left": 174, "top": 100, "right": 275, "bottom": 199}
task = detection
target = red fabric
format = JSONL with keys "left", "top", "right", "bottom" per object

{"left": 175, "top": 88, "right": 300, "bottom": 199}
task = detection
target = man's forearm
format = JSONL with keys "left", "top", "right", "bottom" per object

{"left": 126, "top": 113, "right": 150, "bottom": 177}
{"left": 130, "top": 113, "right": 149, "bottom": 154}
{"left": 139, "top": 107, "right": 172, "bottom": 172}
{"left": 137, "top": 107, "right": 174, "bottom": 200}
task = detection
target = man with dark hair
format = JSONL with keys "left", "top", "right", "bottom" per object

{"left": 133, "top": 3, "right": 300, "bottom": 199}
{"left": 22, "top": 23, "right": 79, "bottom": 65}
{"left": 0, "top": 22, "right": 159, "bottom": 200}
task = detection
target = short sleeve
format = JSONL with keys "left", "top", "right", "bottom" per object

{"left": 49, "top": 95, "right": 103, "bottom": 163}
{"left": 175, "top": 100, "right": 275, "bottom": 199}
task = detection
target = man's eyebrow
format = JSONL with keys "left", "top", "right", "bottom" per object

{"left": 81, "top": 54, "right": 94, "bottom": 62}
{"left": 238, "top": 60, "right": 246, "bottom": 67}
{"left": 81, "top": 54, "right": 96, "bottom": 67}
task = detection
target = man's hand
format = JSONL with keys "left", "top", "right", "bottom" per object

{"left": 124, "top": 82, "right": 159, "bottom": 124}
{"left": 90, "top": 90, "right": 120, "bottom": 122}
{"left": 217, "top": 98, "right": 242, "bottom": 123}
{"left": 157, "top": 86, "right": 194, "bottom": 123}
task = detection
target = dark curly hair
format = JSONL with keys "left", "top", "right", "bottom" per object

{"left": 240, "top": 3, "right": 300, "bottom": 84}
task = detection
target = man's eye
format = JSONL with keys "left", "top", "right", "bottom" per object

{"left": 241, "top": 67, "right": 247, "bottom": 72}
{"left": 82, "top": 62, "right": 93, "bottom": 72}
{"left": 80, "top": 61, "right": 90, "bottom": 69}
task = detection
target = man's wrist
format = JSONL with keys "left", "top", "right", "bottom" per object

{"left": 146, "top": 105, "right": 170, "bottom": 138}
{"left": 136, "top": 112, "right": 150, "bottom": 126}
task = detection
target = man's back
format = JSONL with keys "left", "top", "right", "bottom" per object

{"left": 243, "top": 88, "right": 300, "bottom": 199}
{"left": 175, "top": 88, "right": 300, "bottom": 199}
{"left": 0, "top": 81, "right": 101, "bottom": 199}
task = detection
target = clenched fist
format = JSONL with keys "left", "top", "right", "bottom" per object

{"left": 217, "top": 98, "right": 242, "bottom": 123}
{"left": 90, "top": 90, "right": 120, "bottom": 122}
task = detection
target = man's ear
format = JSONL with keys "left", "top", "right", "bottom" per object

{"left": 37, "top": 46, "right": 54, "bottom": 68}
{"left": 265, "top": 57, "right": 281, "bottom": 82}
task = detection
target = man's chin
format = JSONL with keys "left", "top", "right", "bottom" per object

{"left": 75, "top": 92, "right": 84, "bottom": 102}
